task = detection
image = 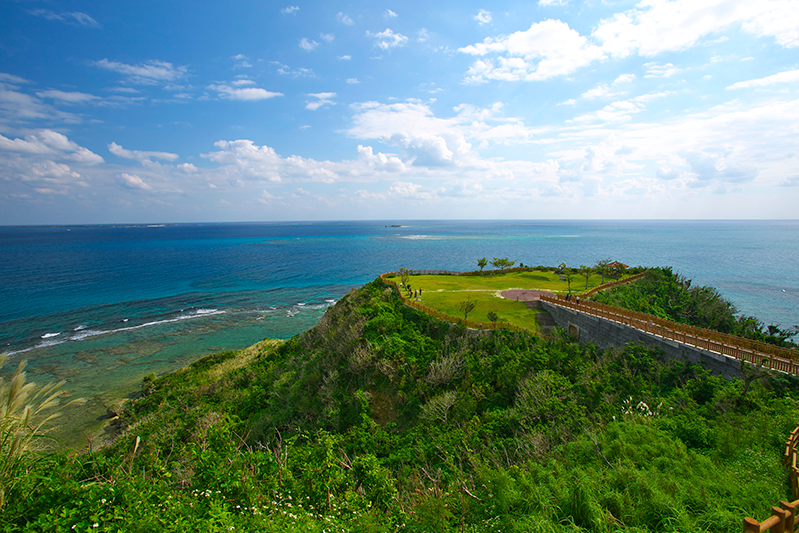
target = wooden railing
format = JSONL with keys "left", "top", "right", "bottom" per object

{"left": 380, "top": 273, "right": 527, "bottom": 333}
{"left": 540, "top": 295, "right": 799, "bottom": 375}
{"left": 743, "top": 425, "right": 799, "bottom": 532}
{"left": 581, "top": 272, "right": 647, "bottom": 297}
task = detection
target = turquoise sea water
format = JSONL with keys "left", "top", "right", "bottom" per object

{"left": 1, "top": 220, "right": 797, "bottom": 444}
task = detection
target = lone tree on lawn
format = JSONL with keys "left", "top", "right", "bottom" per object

{"left": 477, "top": 257, "right": 488, "bottom": 271}
{"left": 580, "top": 265, "right": 592, "bottom": 290}
{"left": 487, "top": 311, "right": 498, "bottom": 325}
{"left": 559, "top": 262, "right": 573, "bottom": 293}
{"left": 398, "top": 267, "right": 411, "bottom": 288}
{"left": 490, "top": 257, "right": 517, "bottom": 271}
{"left": 459, "top": 298, "right": 476, "bottom": 322}
{"left": 595, "top": 258, "right": 611, "bottom": 284}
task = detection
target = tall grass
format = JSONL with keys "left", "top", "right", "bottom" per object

{"left": 0, "top": 353, "right": 85, "bottom": 509}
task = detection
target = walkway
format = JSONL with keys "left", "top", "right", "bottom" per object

{"left": 540, "top": 294, "right": 799, "bottom": 376}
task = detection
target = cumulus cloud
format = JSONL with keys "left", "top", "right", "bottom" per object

{"left": 385, "top": 9, "right": 398, "bottom": 18}
{"left": 459, "top": 19, "right": 604, "bottom": 83}
{"left": 337, "top": 12, "right": 354, "bottom": 25}
{"left": 208, "top": 84, "right": 283, "bottom": 101}
{"left": 347, "top": 78, "right": 360, "bottom": 84}
{"left": 305, "top": 92, "right": 336, "bottom": 110}
{"left": 593, "top": 0, "right": 799, "bottom": 58}
{"left": 320, "top": 33, "right": 335, "bottom": 42}
{"left": 474, "top": 9, "right": 492, "bottom": 25}
{"left": 0, "top": 130, "right": 103, "bottom": 164}
{"left": 367, "top": 28, "right": 408, "bottom": 50}
{"left": 338, "top": 55, "right": 352, "bottom": 60}
{"left": 727, "top": 69, "right": 799, "bottom": 89}
{"left": 299, "top": 38, "right": 319, "bottom": 51}
{"left": 460, "top": 0, "right": 799, "bottom": 84}
{"left": 28, "top": 9, "right": 100, "bottom": 28}
{"left": 108, "top": 142, "right": 178, "bottom": 164}
{"left": 35, "top": 90, "right": 99, "bottom": 103}
{"left": 94, "top": 59, "right": 188, "bottom": 85}
{"left": 281, "top": 6, "right": 299, "bottom": 14}
{"left": 538, "top": 0, "right": 568, "bottom": 5}
{"left": 118, "top": 173, "right": 153, "bottom": 190}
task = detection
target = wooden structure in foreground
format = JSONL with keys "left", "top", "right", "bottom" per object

{"left": 743, "top": 426, "right": 799, "bottom": 532}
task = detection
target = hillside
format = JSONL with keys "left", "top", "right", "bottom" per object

{"left": 3, "top": 276, "right": 799, "bottom": 532}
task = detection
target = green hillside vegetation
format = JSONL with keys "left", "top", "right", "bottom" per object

{"left": 591, "top": 267, "right": 799, "bottom": 349}
{"left": 2, "top": 276, "right": 798, "bottom": 532}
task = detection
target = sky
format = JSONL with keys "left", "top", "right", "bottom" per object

{"left": 1, "top": 0, "right": 798, "bottom": 224}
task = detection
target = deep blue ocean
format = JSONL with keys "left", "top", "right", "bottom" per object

{"left": 1, "top": 220, "right": 797, "bottom": 443}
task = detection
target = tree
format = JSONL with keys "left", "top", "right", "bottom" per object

{"left": 595, "top": 258, "right": 611, "bottom": 284}
{"left": 459, "top": 298, "right": 476, "bottom": 322}
{"left": 487, "top": 311, "right": 498, "bottom": 324}
{"left": 398, "top": 267, "right": 410, "bottom": 288}
{"left": 579, "top": 265, "right": 592, "bottom": 290}
{"left": 559, "top": 263, "right": 573, "bottom": 293}
{"left": 490, "top": 257, "right": 517, "bottom": 271}
{"left": 477, "top": 257, "right": 488, "bottom": 271}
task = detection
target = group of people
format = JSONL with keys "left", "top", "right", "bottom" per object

{"left": 407, "top": 287, "right": 422, "bottom": 300}
{"left": 565, "top": 293, "right": 580, "bottom": 305}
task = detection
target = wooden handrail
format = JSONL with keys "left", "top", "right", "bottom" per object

{"left": 743, "top": 426, "right": 799, "bottom": 532}
{"left": 540, "top": 294, "right": 799, "bottom": 374}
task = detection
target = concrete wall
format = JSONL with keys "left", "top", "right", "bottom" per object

{"left": 540, "top": 301, "right": 745, "bottom": 379}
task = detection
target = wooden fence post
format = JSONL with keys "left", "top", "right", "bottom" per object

{"left": 781, "top": 500, "right": 797, "bottom": 532}
{"left": 743, "top": 516, "right": 760, "bottom": 533}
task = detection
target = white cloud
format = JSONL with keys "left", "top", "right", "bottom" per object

{"left": 474, "top": 9, "right": 492, "bottom": 25}
{"left": 338, "top": 55, "right": 352, "bottom": 61}
{"left": 108, "top": 142, "right": 178, "bottom": 163}
{"left": 0, "top": 73, "right": 29, "bottom": 85}
{"left": 94, "top": 59, "right": 188, "bottom": 85}
{"left": 726, "top": 69, "right": 799, "bottom": 89}
{"left": 306, "top": 92, "right": 336, "bottom": 110}
{"left": 35, "top": 90, "right": 99, "bottom": 103}
{"left": 232, "top": 54, "right": 252, "bottom": 68}
{"left": 538, "top": 0, "right": 568, "bottom": 5}
{"left": 272, "top": 62, "right": 315, "bottom": 78}
{"left": 208, "top": 84, "right": 283, "bottom": 101}
{"left": 644, "top": 62, "right": 680, "bottom": 78}
{"left": 385, "top": 9, "right": 398, "bottom": 18}
{"left": 459, "top": 20, "right": 604, "bottom": 83}
{"left": 593, "top": 0, "right": 799, "bottom": 59}
{"left": 320, "top": 33, "right": 335, "bottom": 42}
{"left": 347, "top": 78, "right": 360, "bottom": 84}
{"left": 0, "top": 130, "right": 103, "bottom": 164}
{"left": 571, "top": 91, "right": 672, "bottom": 123}
{"left": 357, "top": 145, "right": 405, "bottom": 172}
{"left": 28, "top": 9, "right": 100, "bottom": 28}
{"left": 299, "top": 38, "right": 319, "bottom": 51}
{"left": 231, "top": 79, "right": 255, "bottom": 86}
{"left": 281, "top": 6, "right": 299, "bottom": 15}
{"left": 337, "top": 12, "right": 354, "bottom": 25}
{"left": 118, "top": 173, "right": 152, "bottom": 190}
{"left": 417, "top": 28, "right": 430, "bottom": 42}
{"left": 367, "top": 28, "right": 408, "bottom": 50}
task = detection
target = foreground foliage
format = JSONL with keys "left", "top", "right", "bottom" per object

{"left": 2, "top": 278, "right": 798, "bottom": 531}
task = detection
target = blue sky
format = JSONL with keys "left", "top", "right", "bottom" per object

{"left": 1, "top": 0, "right": 798, "bottom": 224}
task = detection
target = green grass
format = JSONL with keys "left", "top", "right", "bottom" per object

{"left": 398, "top": 270, "right": 612, "bottom": 332}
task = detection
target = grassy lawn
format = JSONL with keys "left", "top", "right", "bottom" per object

{"left": 393, "top": 269, "right": 615, "bottom": 333}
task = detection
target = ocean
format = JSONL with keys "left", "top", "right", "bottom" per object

{"left": 1, "top": 220, "right": 797, "bottom": 445}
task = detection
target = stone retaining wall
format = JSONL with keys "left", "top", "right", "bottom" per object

{"left": 540, "top": 301, "right": 745, "bottom": 379}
